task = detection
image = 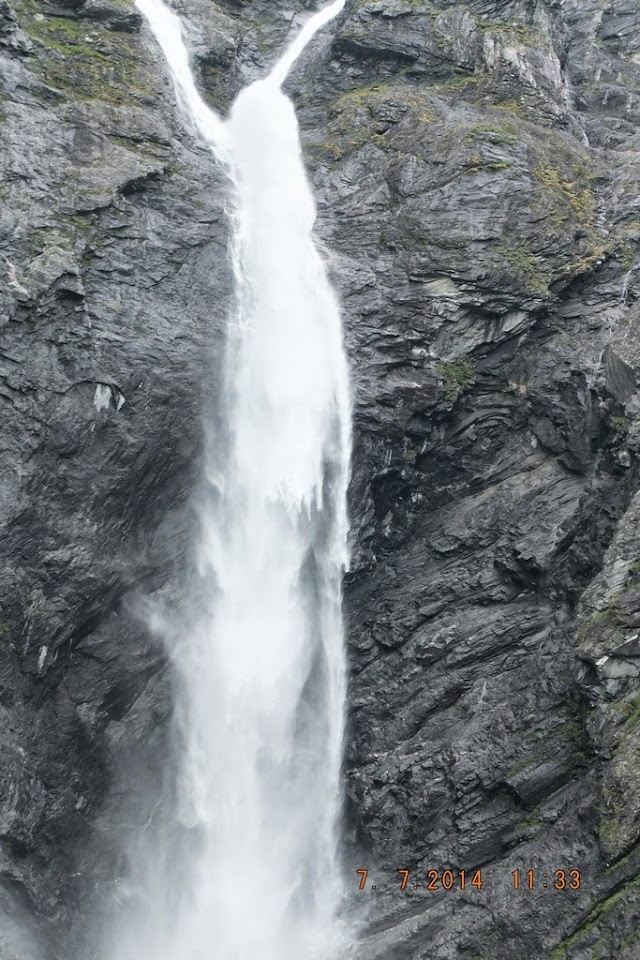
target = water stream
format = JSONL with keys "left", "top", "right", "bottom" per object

{"left": 114, "top": 2, "right": 352, "bottom": 957}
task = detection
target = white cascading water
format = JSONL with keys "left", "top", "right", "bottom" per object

{"left": 114, "top": 2, "right": 352, "bottom": 959}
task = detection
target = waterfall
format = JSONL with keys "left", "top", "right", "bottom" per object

{"left": 111, "top": 2, "right": 352, "bottom": 958}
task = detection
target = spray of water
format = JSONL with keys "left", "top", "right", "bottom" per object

{"left": 110, "top": 2, "right": 352, "bottom": 958}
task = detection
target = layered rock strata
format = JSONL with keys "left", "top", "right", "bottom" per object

{"left": 1, "top": 0, "right": 640, "bottom": 957}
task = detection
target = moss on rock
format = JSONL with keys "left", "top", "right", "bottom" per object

{"left": 17, "top": 6, "right": 153, "bottom": 106}
{"left": 436, "top": 360, "right": 476, "bottom": 401}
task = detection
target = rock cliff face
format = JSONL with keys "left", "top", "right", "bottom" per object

{"left": 1, "top": 0, "right": 640, "bottom": 958}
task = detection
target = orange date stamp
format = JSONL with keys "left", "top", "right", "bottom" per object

{"left": 356, "top": 868, "right": 582, "bottom": 892}
{"left": 356, "top": 868, "right": 485, "bottom": 891}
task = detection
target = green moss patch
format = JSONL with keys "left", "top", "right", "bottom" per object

{"left": 492, "top": 245, "right": 550, "bottom": 296}
{"left": 530, "top": 152, "right": 609, "bottom": 279}
{"left": 436, "top": 360, "right": 476, "bottom": 402}
{"left": 465, "top": 156, "right": 513, "bottom": 173}
{"left": 535, "top": 162, "right": 597, "bottom": 225}
{"left": 550, "top": 873, "right": 640, "bottom": 958}
{"left": 327, "top": 82, "right": 442, "bottom": 156}
{"left": 18, "top": 8, "right": 153, "bottom": 106}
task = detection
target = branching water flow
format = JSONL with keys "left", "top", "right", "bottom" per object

{"left": 114, "top": 2, "right": 352, "bottom": 958}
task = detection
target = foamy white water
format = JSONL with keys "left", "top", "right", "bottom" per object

{"left": 111, "top": 2, "right": 352, "bottom": 959}
{"left": 268, "top": 0, "right": 347, "bottom": 86}
{"left": 136, "top": 0, "right": 230, "bottom": 156}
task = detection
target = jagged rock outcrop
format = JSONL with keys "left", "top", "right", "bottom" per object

{"left": 0, "top": 1, "right": 235, "bottom": 953}
{"left": 1, "top": 0, "right": 640, "bottom": 958}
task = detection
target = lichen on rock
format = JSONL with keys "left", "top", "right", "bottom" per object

{"left": 2, "top": 0, "right": 640, "bottom": 956}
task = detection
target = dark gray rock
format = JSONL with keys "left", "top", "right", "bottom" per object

{"left": 297, "top": 0, "right": 640, "bottom": 956}
{"left": 0, "top": 1, "right": 235, "bottom": 952}
{"left": 1, "top": 0, "right": 640, "bottom": 957}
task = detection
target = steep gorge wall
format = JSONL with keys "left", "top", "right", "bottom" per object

{"left": 1, "top": 0, "right": 640, "bottom": 958}
{"left": 312, "top": 2, "right": 640, "bottom": 957}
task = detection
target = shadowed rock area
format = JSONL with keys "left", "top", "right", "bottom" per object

{"left": 1, "top": 0, "right": 640, "bottom": 958}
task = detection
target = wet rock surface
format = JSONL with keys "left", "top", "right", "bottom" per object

{"left": 1, "top": 0, "right": 640, "bottom": 958}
